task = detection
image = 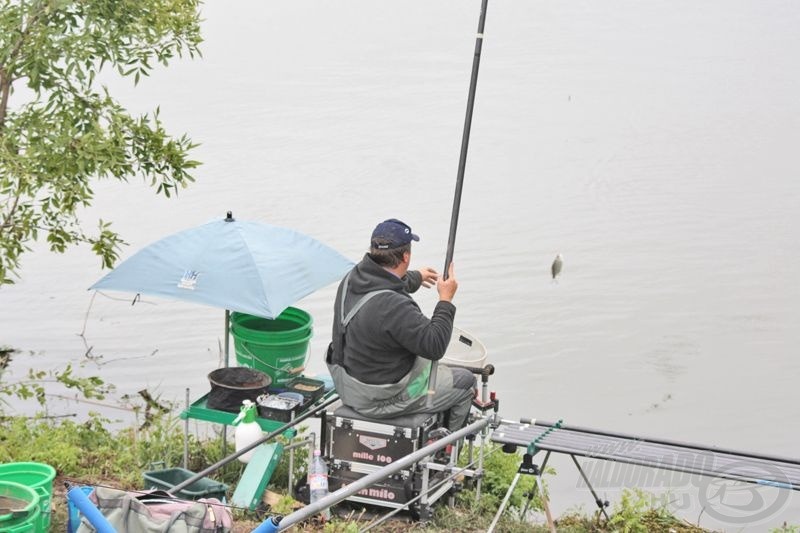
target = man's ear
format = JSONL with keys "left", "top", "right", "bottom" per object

{"left": 403, "top": 250, "right": 411, "bottom": 265}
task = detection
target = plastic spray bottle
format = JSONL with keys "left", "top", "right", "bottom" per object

{"left": 232, "top": 399, "right": 262, "bottom": 463}
{"left": 308, "top": 449, "right": 331, "bottom": 520}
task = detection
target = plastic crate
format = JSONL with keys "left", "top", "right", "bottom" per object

{"left": 142, "top": 468, "right": 228, "bottom": 501}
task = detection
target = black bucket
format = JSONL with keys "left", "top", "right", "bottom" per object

{"left": 207, "top": 367, "right": 272, "bottom": 413}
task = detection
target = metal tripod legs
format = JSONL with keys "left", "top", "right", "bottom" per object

{"left": 571, "top": 454, "right": 610, "bottom": 520}
{"left": 486, "top": 451, "right": 555, "bottom": 533}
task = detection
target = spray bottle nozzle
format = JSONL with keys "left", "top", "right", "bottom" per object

{"left": 232, "top": 400, "right": 256, "bottom": 426}
{"left": 233, "top": 400, "right": 256, "bottom": 425}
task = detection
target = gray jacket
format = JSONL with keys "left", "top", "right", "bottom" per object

{"left": 328, "top": 253, "right": 456, "bottom": 385}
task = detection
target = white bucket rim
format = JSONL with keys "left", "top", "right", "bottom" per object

{"left": 440, "top": 326, "right": 488, "bottom": 367}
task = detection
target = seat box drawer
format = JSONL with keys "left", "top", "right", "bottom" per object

{"left": 326, "top": 413, "right": 436, "bottom": 468}
{"left": 328, "top": 463, "right": 413, "bottom": 508}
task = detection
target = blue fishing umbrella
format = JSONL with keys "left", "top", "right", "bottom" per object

{"left": 90, "top": 211, "right": 354, "bottom": 371}
{"left": 90, "top": 212, "right": 353, "bottom": 320}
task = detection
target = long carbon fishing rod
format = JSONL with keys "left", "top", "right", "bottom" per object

{"left": 428, "top": 0, "right": 490, "bottom": 407}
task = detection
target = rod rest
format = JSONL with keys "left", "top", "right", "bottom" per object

{"left": 446, "top": 363, "right": 495, "bottom": 377}
{"left": 472, "top": 396, "right": 498, "bottom": 412}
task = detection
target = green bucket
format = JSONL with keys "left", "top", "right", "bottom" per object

{"left": 0, "top": 480, "right": 41, "bottom": 532}
{"left": 231, "top": 308, "right": 313, "bottom": 387}
{"left": 0, "top": 462, "right": 55, "bottom": 533}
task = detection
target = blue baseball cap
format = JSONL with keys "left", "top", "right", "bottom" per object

{"left": 371, "top": 218, "right": 420, "bottom": 249}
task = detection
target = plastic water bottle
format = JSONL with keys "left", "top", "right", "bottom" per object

{"left": 232, "top": 400, "right": 263, "bottom": 463}
{"left": 308, "top": 449, "right": 331, "bottom": 520}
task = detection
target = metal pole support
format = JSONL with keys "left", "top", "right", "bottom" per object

{"left": 183, "top": 388, "right": 190, "bottom": 470}
{"left": 487, "top": 472, "right": 521, "bottom": 533}
{"left": 572, "top": 454, "right": 610, "bottom": 520}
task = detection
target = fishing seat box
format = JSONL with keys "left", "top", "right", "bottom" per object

{"left": 327, "top": 461, "right": 449, "bottom": 511}
{"left": 326, "top": 405, "right": 437, "bottom": 469}
{"left": 325, "top": 405, "right": 440, "bottom": 508}
{"left": 328, "top": 462, "right": 415, "bottom": 508}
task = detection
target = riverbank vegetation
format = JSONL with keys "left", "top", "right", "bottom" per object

{"left": 0, "top": 409, "right": 696, "bottom": 532}
{"left": 1, "top": 358, "right": 797, "bottom": 532}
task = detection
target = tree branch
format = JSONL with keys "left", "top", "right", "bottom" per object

{"left": 0, "top": 174, "right": 24, "bottom": 236}
{"left": 0, "top": 70, "right": 8, "bottom": 130}
{"left": 0, "top": 1, "right": 48, "bottom": 130}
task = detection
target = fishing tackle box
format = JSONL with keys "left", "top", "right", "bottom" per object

{"left": 325, "top": 446, "right": 451, "bottom": 512}
{"left": 321, "top": 405, "right": 456, "bottom": 516}
{"left": 325, "top": 405, "right": 437, "bottom": 469}
{"left": 327, "top": 462, "right": 415, "bottom": 508}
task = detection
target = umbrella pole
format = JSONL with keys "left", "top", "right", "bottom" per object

{"left": 224, "top": 309, "right": 231, "bottom": 366}
{"left": 222, "top": 310, "right": 231, "bottom": 456}
{"left": 427, "top": 0, "right": 489, "bottom": 408}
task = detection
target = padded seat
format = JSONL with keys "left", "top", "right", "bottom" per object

{"left": 333, "top": 404, "right": 436, "bottom": 429}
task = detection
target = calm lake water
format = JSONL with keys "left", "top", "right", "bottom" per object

{"left": 1, "top": 1, "right": 798, "bottom": 529}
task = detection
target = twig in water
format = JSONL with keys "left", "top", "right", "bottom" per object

{"left": 0, "top": 413, "right": 77, "bottom": 422}
{"left": 80, "top": 291, "right": 97, "bottom": 337}
{"left": 47, "top": 393, "right": 137, "bottom": 412}
{"left": 94, "top": 349, "right": 158, "bottom": 367}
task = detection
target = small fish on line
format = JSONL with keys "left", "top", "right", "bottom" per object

{"left": 551, "top": 254, "right": 563, "bottom": 280}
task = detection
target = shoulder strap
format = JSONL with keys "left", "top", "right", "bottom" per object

{"left": 340, "top": 271, "right": 396, "bottom": 326}
{"left": 343, "top": 290, "right": 394, "bottom": 326}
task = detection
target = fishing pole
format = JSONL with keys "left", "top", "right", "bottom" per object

{"left": 427, "top": 0, "right": 490, "bottom": 408}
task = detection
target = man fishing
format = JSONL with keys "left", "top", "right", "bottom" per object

{"left": 326, "top": 218, "right": 476, "bottom": 432}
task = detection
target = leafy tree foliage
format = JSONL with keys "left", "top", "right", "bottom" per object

{"left": 0, "top": 0, "right": 202, "bottom": 285}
